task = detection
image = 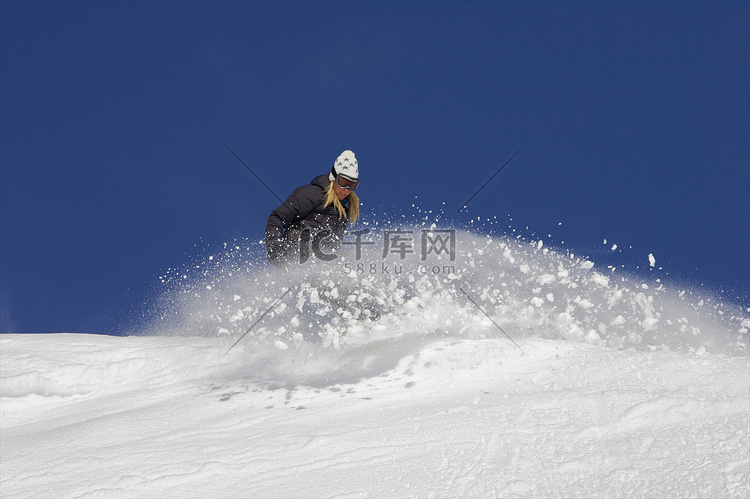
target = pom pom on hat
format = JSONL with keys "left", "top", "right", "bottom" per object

{"left": 329, "top": 150, "right": 359, "bottom": 182}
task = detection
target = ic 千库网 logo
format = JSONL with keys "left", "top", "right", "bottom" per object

{"left": 299, "top": 228, "right": 458, "bottom": 276}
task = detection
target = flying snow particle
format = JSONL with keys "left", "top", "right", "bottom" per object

{"left": 538, "top": 274, "right": 556, "bottom": 285}
{"left": 591, "top": 273, "right": 610, "bottom": 287}
{"left": 642, "top": 317, "right": 660, "bottom": 331}
{"left": 649, "top": 253, "right": 656, "bottom": 267}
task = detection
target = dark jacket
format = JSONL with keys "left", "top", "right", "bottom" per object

{"left": 265, "top": 175, "right": 349, "bottom": 263}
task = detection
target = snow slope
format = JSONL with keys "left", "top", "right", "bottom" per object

{"left": 2, "top": 229, "right": 748, "bottom": 498}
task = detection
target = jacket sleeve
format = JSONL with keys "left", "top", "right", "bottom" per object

{"left": 265, "top": 186, "right": 320, "bottom": 261}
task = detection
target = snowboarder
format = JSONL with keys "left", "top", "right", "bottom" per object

{"left": 265, "top": 150, "right": 360, "bottom": 264}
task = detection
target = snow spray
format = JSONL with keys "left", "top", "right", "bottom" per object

{"left": 140, "top": 225, "right": 748, "bottom": 358}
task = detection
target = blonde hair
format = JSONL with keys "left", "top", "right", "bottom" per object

{"left": 324, "top": 182, "right": 359, "bottom": 226}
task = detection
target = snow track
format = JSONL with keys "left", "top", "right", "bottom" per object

{"left": 1, "top": 334, "right": 748, "bottom": 498}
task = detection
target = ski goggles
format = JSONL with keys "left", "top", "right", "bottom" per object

{"left": 334, "top": 173, "right": 359, "bottom": 191}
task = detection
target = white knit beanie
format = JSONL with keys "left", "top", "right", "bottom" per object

{"left": 329, "top": 150, "right": 359, "bottom": 182}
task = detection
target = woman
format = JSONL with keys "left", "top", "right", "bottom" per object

{"left": 265, "top": 150, "right": 360, "bottom": 264}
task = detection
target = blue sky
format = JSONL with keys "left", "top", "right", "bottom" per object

{"left": 1, "top": 1, "right": 748, "bottom": 334}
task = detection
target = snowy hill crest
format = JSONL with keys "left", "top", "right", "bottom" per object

{"left": 2, "top": 228, "right": 748, "bottom": 498}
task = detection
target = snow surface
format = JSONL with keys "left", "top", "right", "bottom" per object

{"left": 2, "top": 229, "right": 748, "bottom": 498}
